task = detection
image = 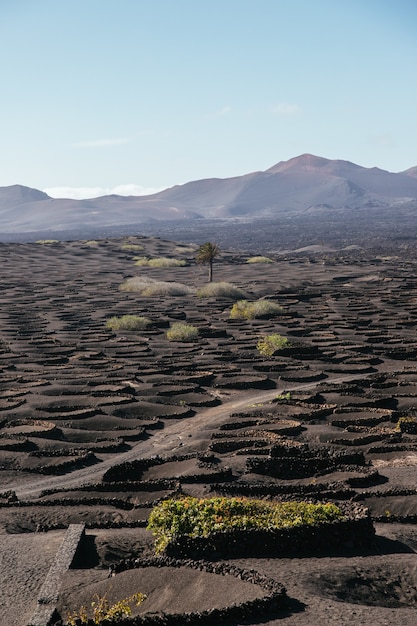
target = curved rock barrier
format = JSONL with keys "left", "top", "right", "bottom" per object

{"left": 101, "top": 452, "right": 229, "bottom": 485}
{"left": 214, "top": 374, "right": 275, "bottom": 390}
{"left": 210, "top": 480, "right": 356, "bottom": 500}
{"left": 58, "top": 556, "right": 288, "bottom": 626}
{"left": 0, "top": 450, "right": 98, "bottom": 475}
{"left": 39, "top": 479, "right": 179, "bottom": 497}
{"left": 246, "top": 445, "right": 366, "bottom": 479}
{"left": 102, "top": 454, "right": 197, "bottom": 482}
{"left": 0, "top": 418, "right": 57, "bottom": 437}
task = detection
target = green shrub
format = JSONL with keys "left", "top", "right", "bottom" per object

{"left": 121, "top": 242, "right": 144, "bottom": 251}
{"left": 119, "top": 277, "right": 192, "bottom": 296}
{"left": 197, "top": 281, "right": 247, "bottom": 299}
{"left": 230, "top": 299, "right": 284, "bottom": 320}
{"left": 257, "top": 334, "right": 290, "bottom": 356}
{"left": 66, "top": 592, "right": 146, "bottom": 625}
{"left": 35, "top": 239, "right": 59, "bottom": 245}
{"left": 396, "top": 416, "right": 417, "bottom": 432}
{"left": 147, "top": 496, "right": 343, "bottom": 553}
{"left": 167, "top": 322, "right": 199, "bottom": 342}
{"left": 135, "top": 256, "right": 186, "bottom": 267}
{"left": 105, "top": 315, "right": 151, "bottom": 331}
{"left": 176, "top": 245, "right": 197, "bottom": 254}
{"left": 275, "top": 392, "right": 292, "bottom": 402}
{"left": 246, "top": 256, "right": 274, "bottom": 264}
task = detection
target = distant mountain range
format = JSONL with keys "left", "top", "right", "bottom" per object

{"left": 1, "top": 154, "right": 417, "bottom": 235}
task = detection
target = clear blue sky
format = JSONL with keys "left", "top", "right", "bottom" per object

{"left": 1, "top": 0, "right": 416, "bottom": 198}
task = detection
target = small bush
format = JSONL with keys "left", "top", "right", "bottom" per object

{"left": 230, "top": 299, "right": 284, "bottom": 320}
{"left": 119, "top": 277, "right": 192, "bottom": 296}
{"left": 246, "top": 256, "right": 274, "bottom": 264}
{"left": 396, "top": 416, "right": 417, "bottom": 433}
{"left": 35, "top": 239, "right": 59, "bottom": 245}
{"left": 66, "top": 592, "right": 146, "bottom": 625}
{"left": 147, "top": 496, "right": 344, "bottom": 553}
{"left": 275, "top": 392, "right": 292, "bottom": 402}
{"left": 167, "top": 322, "right": 199, "bottom": 342}
{"left": 257, "top": 334, "right": 290, "bottom": 356}
{"left": 197, "top": 282, "right": 247, "bottom": 300}
{"left": 105, "top": 315, "right": 151, "bottom": 331}
{"left": 135, "top": 256, "right": 186, "bottom": 267}
{"left": 176, "top": 245, "right": 197, "bottom": 254}
{"left": 121, "top": 242, "right": 144, "bottom": 251}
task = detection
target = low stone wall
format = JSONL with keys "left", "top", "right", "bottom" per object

{"left": 20, "top": 519, "right": 150, "bottom": 533}
{"left": 210, "top": 480, "right": 356, "bottom": 500}
{"left": 246, "top": 447, "right": 366, "bottom": 479}
{"left": 3, "top": 496, "right": 135, "bottom": 510}
{"left": 3, "top": 451, "right": 98, "bottom": 476}
{"left": 210, "top": 439, "right": 270, "bottom": 453}
{"left": 39, "top": 478, "right": 179, "bottom": 497}
{"left": 27, "top": 523, "right": 85, "bottom": 626}
{"left": 102, "top": 454, "right": 196, "bottom": 482}
{"left": 180, "top": 468, "right": 234, "bottom": 483}
{"left": 374, "top": 513, "right": 417, "bottom": 523}
{"left": 354, "top": 486, "right": 417, "bottom": 500}
{"left": 368, "top": 442, "right": 417, "bottom": 453}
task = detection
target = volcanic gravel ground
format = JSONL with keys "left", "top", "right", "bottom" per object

{"left": 2, "top": 237, "right": 417, "bottom": 624}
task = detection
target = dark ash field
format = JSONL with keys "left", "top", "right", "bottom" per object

{"left": 2, "top": 231, "right": 417, "bottom": 625}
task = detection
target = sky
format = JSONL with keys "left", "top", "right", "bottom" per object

{"left": 1, "top": 0, "right": 416, "bottom": 199}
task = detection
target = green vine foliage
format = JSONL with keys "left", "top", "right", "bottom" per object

{"left": 105, "top": 315, "right": 151, "bottom": 331}
{"left": 66, "top": 592, "right": 146, "bottom": 625}
{"left": 257, "top": 334, "right": 290, "bottom": 356}
{"left": 166, "top": 322, "right": 199, "bottom": 342}
{"left": 147, "top": 496, "right": 343, "bottom": 553}
{"left": 230, "top": 300, "right": 283, "bottom": 320}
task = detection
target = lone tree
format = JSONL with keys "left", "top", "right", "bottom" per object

{"left": 196, "top": 241, "right": 220, "bottom": 282}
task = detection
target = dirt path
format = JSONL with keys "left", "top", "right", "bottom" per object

{"left": 12, "top": 368, "right": 402, "bottom": 501}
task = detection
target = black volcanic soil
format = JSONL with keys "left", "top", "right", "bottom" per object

{"left": 2, "top": 236, "right": 417, "bottom": 625}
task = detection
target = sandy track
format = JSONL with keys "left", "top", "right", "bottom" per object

{"left": 11, "top": 370, "right": 392, "bottom": 501}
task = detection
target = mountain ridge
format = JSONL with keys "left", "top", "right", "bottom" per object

{"left": 1, "top": 154, "right": 417, "bottom": 234}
